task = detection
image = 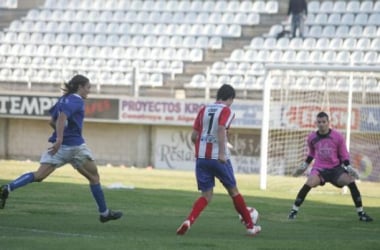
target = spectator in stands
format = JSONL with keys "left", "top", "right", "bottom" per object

{"left": 176, "top": 84, "right": 261, "bottom": 236}
{"left": 288, "top": 111, "right": 373, "bottom": 222}
{"left": 287, "top": 0, "right": 308, "bottom": 38}
{"left": 0, "top": 74, "right": 122, "bottom": 223}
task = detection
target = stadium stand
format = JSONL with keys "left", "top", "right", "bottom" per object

{"left": 0, "top": 0, "right": 379, "bottom": 98}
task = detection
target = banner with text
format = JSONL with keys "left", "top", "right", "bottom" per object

{"left": 0, "top": 95, "right": 119, "bottom": 120}
{"left": 154, "top": 128, "right": 261, "bottom": 173}
{"left": 119, "top": 98, "right": 262, "bottom": 128}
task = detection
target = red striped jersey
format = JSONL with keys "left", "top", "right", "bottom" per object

{"left": 193, "top": 102, "right": 235, "bottom": 159}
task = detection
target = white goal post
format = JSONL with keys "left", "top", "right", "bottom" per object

{"left": 260, "top": 64, "right": 380, "bottom": 190}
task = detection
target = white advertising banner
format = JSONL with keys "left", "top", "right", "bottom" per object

{"left": 154, "top": 128, "right": 261, "bottom": 173}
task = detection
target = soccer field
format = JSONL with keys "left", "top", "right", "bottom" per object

{"left": 0, "top": 160, "right": 379, "bottom": 250}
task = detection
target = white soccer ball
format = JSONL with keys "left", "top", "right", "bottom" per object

{"left": 239, "top": 206, "right": 259, "bottom": 224}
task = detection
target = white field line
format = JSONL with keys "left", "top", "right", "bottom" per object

{"left": 0, "top": 225, "right": 103, "bottom": 238}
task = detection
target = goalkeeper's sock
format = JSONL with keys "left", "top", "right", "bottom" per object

{"left": 294, "top": 184, "right": 311, "bottom": 207}
{"left": 347, "top": 182, "right": 362, "bottom": 208}
{"left": 187, "top": 196, "right": 208, "bottom": 225}
{"left": 232, "top": 193, "right": 253, "bottom": 228}
{"left": 9, "top": 172, "right": 35, "bottom": 191}
{"left": 90, "top": 183, "right": 107, "bottom": 213}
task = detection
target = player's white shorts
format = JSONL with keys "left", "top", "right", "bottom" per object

{"left": 40, "top": 144, "right": 94, "bottom": 169}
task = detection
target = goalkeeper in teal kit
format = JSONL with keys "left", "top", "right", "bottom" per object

{"left": 0, "top": 74, "right": 122, "bottom": 223}
{"left": 288, "top": 111, "right": 373, "bottom": 222}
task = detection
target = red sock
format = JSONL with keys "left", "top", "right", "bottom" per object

{"left": 187, "top": 197, "right": 208, "bottom": 224}
{"left": 232, "top": 194, "right": 253, "bottom": 228}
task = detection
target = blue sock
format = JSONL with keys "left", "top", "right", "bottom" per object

{"left": 90, "top": 184, "right": 107, "bottom": 213}
{"left": 9, "top": 172, "right": 35, "bottom": 191}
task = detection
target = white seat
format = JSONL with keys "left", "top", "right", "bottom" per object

{"left": 196, "top": 12, "right": 209, "bottom": 24}
{"left": 322, "top": 25, "right": 335, "bottom": 38}
{"left": 266, "top": 1, "right": 279, "bottom": 14}
{"left": 190, "top": 0, "right": 203, "bottom": 12}
{"left": 209, "top": 36, "right": 222, "bottom": 50}
{"left": 42, "top": 33, "right": 55, "bottom": 44}
{"left": 118, "top": 35, "right": 130, "bottom": 46}
{"left": 289, "top": 37, "right": 303, "bottom": 50}
{"left": 329, "top": 38, "right": 343, "bottom": 50}
{"left": 68, "top": 33, "right": 81, "bottom": 45}
{"left": 256, "top": 50, "right": 270, "bottom": 62}
{"left": 333, "top": 1, "right": 346, "bottom": 13}
{"left": 368, "top": 14, "right": 380, "bottom": 26}
{"left": 266, "top": 24, "right": 283, "bottom": 37}
{"left": 113, "top": 11, "right": 125, "bottom": 22}
{"left": 321, "top": 51, "right": 336, "bottom": 64}
{"left": 336, "top": 51, "right": 350, "bottom": 65}
{"left": 189, "top": 48, "right": 203, "bottom": 62}
{"left": 336, "top": 26, "right": 349, "bottom": 38}
{"left": 314, "top": 13, "right": 328, "bottom": 25}
{"left": 302, "top": 37, "right": 316, "bottom": 50}
{"left": 106, "top": 23, "right": 119, "bottom": 34}
{"left": 263, "top": 37, "right": 277, "bottom": 50}
{"left": 374, "top": 2, "right": 380, "bottom": 11}
{"left": 362, "top": 26, "right": 377, "bottom": 38}
{"left": 341, "top": 13, "right": 354, "bottom": 25}
{"left": 10, "top": 44, "right": 23, "bottom": 56}
{"left": 83, "top": 22, "right": 95, "bottom": 33}
{"left": 106, "top": 34, "right": 119, "bottom": 46}
{"left": 281, "top": 50, "right": 296, "bottom": 63}
{"left": 253, "top": 0, "right": 266, "bottom": 13}
{"left": 227, "top": 1, "right": 240, "bottom": 13}
{"left": 349, "top": 26, "right": 363, "bottom": 38}
{"left": 240, "top": 0, "right": 253, "bottom": 13}
{"left": 346, "top": 1, "right": 360, "bottom": 13}
{"left": 202, "top": 0, "right": 215, "bottom": 12}
{"left": 363, "top": 51, "right": 377, "bottom": 65}
{"left": 8, "top": 20, "right": 22, "bottom": 31}
{"left": 268, "top": 50, "right": 283, "bottom": 63}
{"left": 221, "top": 13, "right": 234, "bottom": 24}
{"left": 370, "top": 38, "right": 380, "bottom": 51}
{"left": 341, "top": 38, "right": 357, "bottom": 51}
{"left": 229, "top": 49, "right": 245, "bottom": 62}
{"left": 308, "top": 1, "right": 320, "bottom": 14}
{"left": 178, "top": 0, "right": 191, "bottom": 12}
{"left": 309, "top": 51, "right": 323, "bottom": 63}
{"left": 249, "top": 37, "right": 264, "bottom": 49}
{"left": 295, "top": 51, "right": 310, "bottom": 64}
{"left": 24, "top": 44, "right": 37, "bottom": 56}
{"left": 94, "top": 22, "right": 107, "bottom": 34}
{"left": 188, "top": 74, "right": 206, "bottom": 88}
{"left": 277, "top": 37, "right": 290, "bottom": 50}
{"left": 244, "top": 50, "right": 257, "bottom": 62}
{"left": 355, "top": 13, "right": 368, "bottom": 26}
{"left": 3, "top": 32, "right": 17, "bottom": 43}
{"left": 351, "top": 51, "right": 364, "bottom": 64}
{"left": 215, "top": 0, "right": 228, "bottom": 12}
{"left": 328, "top": 13, "right": 341, "bottom": 25}
{"left": 319, "top": 1, "right": 333, "bottom": 13}
{"left": 360, "top": 0, "right": 373, "bottom": 13}
{"left": 308, "top": 26, "right": 322, "bottom": 37}
{"left": 246, "top": 13, "right": 260, "bottom": 25}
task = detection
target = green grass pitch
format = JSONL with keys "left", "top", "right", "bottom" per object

{"left": 0, "top": 160, "right": 379, "bottom": 250}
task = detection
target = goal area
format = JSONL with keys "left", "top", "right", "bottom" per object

{"left": 260, "top": 64, "right": 380, "bottom": 190}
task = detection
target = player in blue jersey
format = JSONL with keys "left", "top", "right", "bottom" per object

{"left": 0, "top": 74, "right": 122, "bottom": 223}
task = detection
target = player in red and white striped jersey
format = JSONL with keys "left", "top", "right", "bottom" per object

{"left": 176, "top": 84, "right": 261, "bottom": 236}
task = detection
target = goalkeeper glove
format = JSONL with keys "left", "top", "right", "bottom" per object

{"left": 292, "top": 162, "right": 308, "bottom": 177}
{"left": 342, "top": 165, "right": 360, "bottom": 180}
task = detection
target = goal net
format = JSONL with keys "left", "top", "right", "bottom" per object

{"left": 260, "top": 64, "right": 380, "bottom": 190}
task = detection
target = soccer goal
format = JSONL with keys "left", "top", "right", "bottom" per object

{"left": 260, "top": 64, "right": 380, "bottom": 190}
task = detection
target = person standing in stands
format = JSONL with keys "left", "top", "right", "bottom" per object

{"left": 0, "top": 74, "right": 123, "bottom": 223}
{"left": 287, "top": 0, "right": 308, "bottom": 38}
{"left": 176, "top": 84, "right": 261, "bottom": 236}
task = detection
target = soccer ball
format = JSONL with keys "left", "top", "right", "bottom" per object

{"left": 239, "top": 206, "right": 259, "bottom": 224}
